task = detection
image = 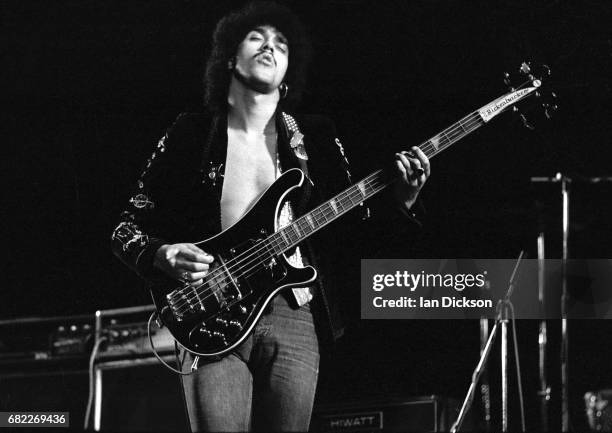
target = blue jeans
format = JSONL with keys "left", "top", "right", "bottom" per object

{"left": 179, "top": 294, "right": 320, "bottom": 432}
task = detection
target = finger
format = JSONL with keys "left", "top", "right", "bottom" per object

{"left": 395, "top": 157, "right": 408, "bottom": 181}
{"left": 163, "top": 245, "right": 181, "bottom": 263}
{"left": 411, "top": 147, "right": 431, "bottom": 177}
{"left": 401, "top": 152, "right": 426, "bottom": 180}
{"left": 401, "top": 151, "right": 422, "bottom": 171}
{"left": 183, "top": 243, "right": 214, "bottom": 259}
{"left": 183, "top": 243, "right": 204, "bottom": 253}
{"left": 399, "top": 153, "right": 422, "bottom": 185}
{"left": 180, "top": 249, "right": 214, "bottom": 264}
{"left": 176, "top": 260, "right": 210, "bottom": 272}
{"left": 178, "top": 270, "right": 209, "bottom": 282}
{"left": 396, "top": 153, "right": 414, "bottom": 178}
{"left": 188, "top": 271, "right": 209, "bottom": 281}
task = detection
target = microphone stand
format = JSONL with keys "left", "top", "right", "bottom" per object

{"left": 537, "top": 232, "right": 550, "bottom": 431}
{"left": 531, "top": 172, "right": 572, "bottom": 431}
{"left": 450, "top": 252, "right": 525, "bottom": 433}
{"left": 531, "top": 173, "right": 612, "bottom": 431}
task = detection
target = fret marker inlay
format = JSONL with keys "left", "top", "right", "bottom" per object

{"left": 357, "top": 183, "right": 366, "bottom": 198}
{"left": 330, "top": 200, "right": 338, "bottom": 213}
{"left": 305, "top": 215, "right": 314, "bottom": 228}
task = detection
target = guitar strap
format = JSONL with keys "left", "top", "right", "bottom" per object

{"left": 281, "top": 112, "right": 309, "bottom": 161}
{"left": 278, "top": 112, "right": 316, "bottom": 307}
{"left": 280, "top": 112, "right": 313, "bottom": 215}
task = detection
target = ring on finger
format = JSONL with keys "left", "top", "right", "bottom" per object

{"left": 181, "top": 271, "right": 190, "bottom": 282}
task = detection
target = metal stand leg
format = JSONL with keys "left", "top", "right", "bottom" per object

{"left": 451, "top": 253, "right": 525, "bottom": 433}
{"left": 94, "top": 367, "right": 102, "bottom": 431}
{"left": 480, "top": 318, "right": 492, "bottom": 431}
{"left": 501, "top": 312, "right": 509, "bottom": 432}
{"left": 561, "top": 175, "right": 570, "bottom": 432}
{"left": 537, "top": 232, "right": 550, "bottom": 431}
{"left": 451, "top": 320, "right": 500, "bottom": 433}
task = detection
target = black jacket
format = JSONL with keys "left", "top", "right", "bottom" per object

{"left": 111, "top": 110, "right": 419, "bottom": 346}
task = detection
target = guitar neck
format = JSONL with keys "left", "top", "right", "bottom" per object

{"left": 267, "top": 110, "right": 487, "bottom": 255}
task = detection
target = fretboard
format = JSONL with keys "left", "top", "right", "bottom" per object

{"left": 266, "top": 110, "right": 486, "bottom": 255}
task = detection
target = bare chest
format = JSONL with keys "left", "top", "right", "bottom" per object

{"left": 220, "top": 131, "right": 278, "bottom": 229}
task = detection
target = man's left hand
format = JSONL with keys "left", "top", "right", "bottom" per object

{"left": 393, "top": 146, "right": 431, "bottom": 211}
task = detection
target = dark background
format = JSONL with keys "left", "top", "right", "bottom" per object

{"left": 4, "top": 0, "right": 612, "bottom": 431}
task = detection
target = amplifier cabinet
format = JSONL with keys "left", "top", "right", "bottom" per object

{"left": 0, "top": 361, "right": 88, "bottom": 427}
{"left": 312, "top": 396, "right": 462, "bottom": 432}
{"left": 93, "top": 355, "right": 189, "bottom": 432}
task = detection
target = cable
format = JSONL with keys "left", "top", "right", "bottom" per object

{"left": 147, "top": 312, "right": 197, "bottom": 376}
{"left": 83, "top": 336, "right": 107, "bottom": 430}
{"left": 509, "top": 301, "right": 526, "bottom": 432}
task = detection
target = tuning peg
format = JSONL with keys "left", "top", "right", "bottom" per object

{"left": 503, "top": 72, "right": 511, "bottom": 87}
{"left": 544, "top": 104, "right": 558, "bottom": 119}
{"left": 520, "top": 62, "right": 531, "bottom": 75}
{"left": 520, "top": 113, "right": 535, "bottom": 130}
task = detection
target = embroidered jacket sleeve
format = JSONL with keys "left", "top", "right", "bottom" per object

{"left": 111, "top": 114, "right": 187, "bottom": 282}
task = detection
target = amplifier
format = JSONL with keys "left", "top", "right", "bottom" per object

{"left": 312, "top": 396, "right": 463, "bottom": 432}
{"left": 95, "top": 304, "right": 174, "bottom": 360}
{"left": 0, "top": 313, "right": 94, "bottom": 364}
{"left": 0, "top": 365, "right": 88, "bottom": 426}
{"left": 93, "top": 356, "right": 188, "bottom": 432}
{"left": 91, "top": 305, "right": 186, "bottom": 431}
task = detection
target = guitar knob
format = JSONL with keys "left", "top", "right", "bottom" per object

{"left": 229, "top": 320, "right": 243, "bottom": 330}
{"left": 239, "top": 305, "right": 247, "bottom": 314}
{"left": 212, "top": 331, "right": 228, "bottom": 346}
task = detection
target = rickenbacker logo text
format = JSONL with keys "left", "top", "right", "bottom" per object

{"left": 478, "top": 87, "right": 534, "bottom": 122}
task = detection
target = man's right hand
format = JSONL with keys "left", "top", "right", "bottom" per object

{"left": 153, "top": 243, "right": 214, "bottom": 283}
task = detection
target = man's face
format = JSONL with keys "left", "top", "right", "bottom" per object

{"left": 233, "top": 25, "right": 289, "bottom": 94}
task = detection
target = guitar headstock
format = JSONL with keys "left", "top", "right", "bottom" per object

{"left": 503, "top": 61, "right": 558, "bottom": 128}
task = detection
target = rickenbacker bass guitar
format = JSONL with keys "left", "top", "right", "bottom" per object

{"left": 151, "top": 63, "right": 556, "bottom": 357}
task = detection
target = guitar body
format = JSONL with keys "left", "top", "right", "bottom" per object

{"left": 150, "top": 168, "right": 317, "bottom": 357}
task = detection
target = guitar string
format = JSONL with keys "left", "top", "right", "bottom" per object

{"left": 170, "top": 112, "right": 485, "bottom": 314}
{"left": 170, "top": 112, "right": 486, "bottom": 314}
{"left": 172, "top": 116, "right": 486, "bottom": 316}
{"left": 173, "top": 176, "right": 391, "bottom": 315}
{"left": 169, "top": 171, "right": 385, "bottom": 309}
{"left": 172, "top": 173, "right": 389, "bottom": 314}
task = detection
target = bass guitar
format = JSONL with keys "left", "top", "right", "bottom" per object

{"left": 151, "top": 62, "right": 556, "bottom": 357}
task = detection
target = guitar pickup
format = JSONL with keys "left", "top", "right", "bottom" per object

{"left": 211, "top": 255, "right": 243, "bottom": 308}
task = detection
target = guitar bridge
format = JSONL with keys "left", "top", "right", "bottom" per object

{"left": 166, "top": 284, "right": 206, "bottom": 321}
